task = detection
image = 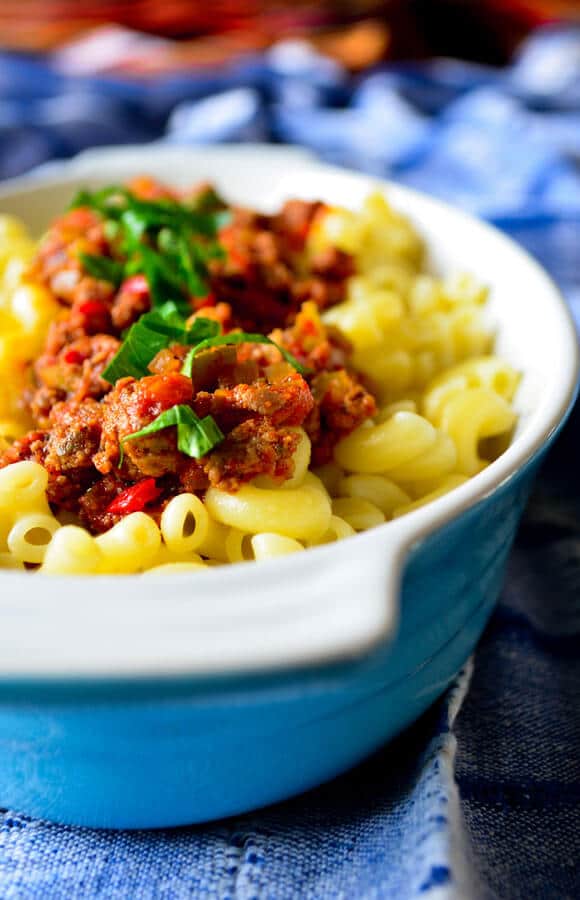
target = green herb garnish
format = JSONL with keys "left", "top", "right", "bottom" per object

{"left": 102, "top": 302, "right": 220, "bottom": 384}
{"left": 79, "top": 252, "right": 124, "bottom": 287}
{"left": 122, "top": 404, "right": 224, "bottom": 459}
{"left": 70, "top": 185, "right": 225, "bottom": 307}
{"left": 181, "top": 333, "right": 308, "bottom": 378}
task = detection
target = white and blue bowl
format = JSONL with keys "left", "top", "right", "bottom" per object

{"left": 0, "top": 146, "right": 577, "bottom": 829}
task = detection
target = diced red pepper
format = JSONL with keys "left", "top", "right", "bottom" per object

{"left": 121, "top": 274, "right": 149, "bottom": 297}
{"left": 78, "top": 300, "right": 109, "bottom": 318}
{"left": 63, "top": 349, "right": 86, "bottom": 365}
{"left": 106, "top": 478, "right": 162, "bottom": 516}
{"left": 302, "top": 319, "right": 319, "bottom": 337}
{"left": 193, "top": 291, "right": 216, "bottom": 310}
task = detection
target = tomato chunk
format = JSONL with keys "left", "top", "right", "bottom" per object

{"left": 63, "top": 349, "right": 86, "bottom": 365}
{"left": 78, "top": 299, "right": 109, "bottom": 318}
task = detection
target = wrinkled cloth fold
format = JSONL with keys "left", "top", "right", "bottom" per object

{"left": 0, "top": 24, "right": 579, "bottom": 900}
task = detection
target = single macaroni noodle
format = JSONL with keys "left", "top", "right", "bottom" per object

{"left": 205, "top": 474, "right": 332, "bottom": 543}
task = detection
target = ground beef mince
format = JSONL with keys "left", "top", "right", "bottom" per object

{"left": 110, "top": 276, "right": 151, "bottom": 331}
{"left": 209, "top": 200, "right": 353, "bottom": 332}
{"left": 203, "top": 420, "right": 301, "bottom": 491}
{"left": 192, "top": 372, "right": 314, "bottom": 432}
{"left": 30, "top": 207, "right": 112, "bottom": 304}
{"left": 309, "top": 369, "right": 377, "bottom": 466}
{"left": 29, "top": 333, "right": 120, "bottom": 426}
{"left": 0, "top": 399, "right": 103, "bottom": 509}
{"left": 94, "top": 373, "right": 194, "bottom": 478}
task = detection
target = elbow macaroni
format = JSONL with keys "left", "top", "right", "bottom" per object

{"left": 205, "top": 473, "right": 332, "bottom": 542}
{"left": 0, "top": 219, "right": 60, "bottom": 428}
{"left": 0, "top": 196, "right": 521, "bottom": 574}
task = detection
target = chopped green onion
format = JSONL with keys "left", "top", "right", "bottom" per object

{"left": 122, "top": 404, "right": 224, "bottom": 459}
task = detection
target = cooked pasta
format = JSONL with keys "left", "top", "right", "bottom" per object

{"left": 144, "top": 561, "right": 208, "bottom": 575}
{"left": 40, "top": 525, "right": 103, "bottom": 575}
{"left": 436, "top": 388, "right": 516, "bottom": 476}
{"left": 308, "top": 515, "right": 356, "bottom": 546}
{"left": 422, "top": 356, "right": 520, "bottom": 425}
{"left": 205, "top": 474, "right": 332, "bottom": 542}
{"left": 330, "top": 497, "right": 385, "bottom": 531}
{"left": 336, "top": 474, "right": 411, "bottom": 517}
{"left": 95, "top": 513, "right": 162, "bottom": 575}
{"left": 160, "top": 493, "right": 210, "bottom": 555}
{"left": 194, "top": 519, "right": 230, "bottom": 563}
{"left": 334, "top": 413, "right": 438, "bottom": 474}
{"left": 0, "top": 181, "right": 520, "bottom": 575}
{"left": 224, "top": 528, "right": 255, "bottom": 564}
{"left": 250, "top": 533, "right": 304, "bottom": 560}
{"left": 392, "top": 474, "right": 470, "bottom": 518}
{"left": 0, "top": 458, "right": 50, "bottom": 513}
{"left": 7, "top": 511, "right": 60, "bottom": 564}
{"left": 386, "top": 432, "right": 457, "bottom": 484}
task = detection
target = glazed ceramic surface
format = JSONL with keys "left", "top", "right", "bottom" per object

{"left": 0, "top": 146, "right": 576, "bottom": 827}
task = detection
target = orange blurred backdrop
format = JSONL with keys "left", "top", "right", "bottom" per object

{"left": 0, "top": 0, "right": 576, "bottom": 68}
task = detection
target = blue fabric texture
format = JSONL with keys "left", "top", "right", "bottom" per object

{"left": 0, "top": 23, "right": 579, "bottom": 899}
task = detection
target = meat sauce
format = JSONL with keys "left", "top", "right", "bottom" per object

{"left": 1, "top": 179, "right": 376, "bottom": 534}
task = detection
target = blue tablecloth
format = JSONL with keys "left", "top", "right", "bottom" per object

{"left": 0, "top": 24, "right": 579, "bottom": 900}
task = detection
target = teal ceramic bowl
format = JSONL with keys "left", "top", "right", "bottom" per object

{"left": 0, "top": 146, "right": 577, "bottom": 828}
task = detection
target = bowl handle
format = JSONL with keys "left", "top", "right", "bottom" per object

{"left": 0, "top": 517, "right": 421, "bottom": 679}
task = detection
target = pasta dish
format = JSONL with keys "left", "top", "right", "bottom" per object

{"left": 0, "top": 178, "right": 519, "bottom": 574}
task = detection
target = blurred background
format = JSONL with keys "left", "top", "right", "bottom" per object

{"left": 1, "top": 9, "right": 579, "bottom": 900}
{"left": 0, "top": 0, "right": 579, "bottom": 215}
{"left": 0, "top": 1, "right": 577, "bottom": 62}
